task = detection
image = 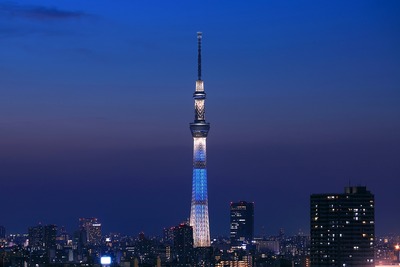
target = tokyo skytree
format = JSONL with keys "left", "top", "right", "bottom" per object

{"left": 189, "top": 32, "right": 211, "bottom": 247}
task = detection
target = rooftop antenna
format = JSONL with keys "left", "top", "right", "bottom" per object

{"left": 197, "top": 32, "right": 202, "bottom": 80}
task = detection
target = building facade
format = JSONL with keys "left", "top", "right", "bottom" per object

{"left": 173, "top": 223, "right": 194, "bottom": 265}
{"left": 79, "top": 217, "right": 102, "bottom": 246}
{"left": 310, "top": 186, "right": 375, "bottom": 266}
{"left": 230, "top": 201, "right": 254, "bottom": 250}
{"left": 189, "top": 32, "right": 211, "bottom": 248}
{"left": 28, "top": 224, "right": 57, "bottom": 264}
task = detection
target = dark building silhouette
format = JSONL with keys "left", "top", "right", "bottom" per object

{"left": 44, "top": 224, "right": 57, "bottom": 249}
{"left": 230, "top": 201, "right": 254, "bottom": 249}
{"left": 73, "top": 227, "right": 88, "bottom": 258}
{"left": 310, "top": 186, "right": 375, "bottom": 267}
{"left": 194, "top": 246, "right": 214, "bottom": 267}
{"left": 29, "top": 224, "right": 44, "bottom": 249}
{"left": 164, "top": 227, "right": 175, "bottom": 245}
{"left": 173, "top": 223, "right": 194, "bottom": 266}
{"left": 0, "top": 225, "right": 5, "bottom": 239}
{"left": 28, "top": 224, "right": 57, "bottom": 264}
{"left": 132, "top": 232, "right": 159, "bottom": 266}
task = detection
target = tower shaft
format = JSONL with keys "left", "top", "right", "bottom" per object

{"left": 189, "top": 32, "right": 210, "bottom": 247}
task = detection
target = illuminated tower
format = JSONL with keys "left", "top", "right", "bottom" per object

{"left": 189, "top": 32, "right": 211, "bottom": 247}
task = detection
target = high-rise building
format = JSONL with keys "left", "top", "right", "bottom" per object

{"left": 28, "top": 224, "right": 57, "bottom": 264}
{"left": 44, "top": 224, "right": 57, "bottom": 249}
{"left": 0, "top": 225, "right": 5, "bottom": 239}
{"left": 28, "top": 224, "right": 57, "bottom": 249}
{"left": 310, "top": 186, "right": 375, "bottom": 267}
{"left": 173, "top": 223, "right": 194, "bottom": 265}
{"left": 57, "top": 226, "right": 69, "bottom": 244}
{"left": 189, "top": 32, "right": 211, "bottom": 248}
{"left": 79, "top": 218, "right": 102, "bottom": 246}
{"left": 29, "top": 224, "right": 45, "bottom": 249}
{"left": 230, "top": 201, "right": 254, "bottom": 249}
{"left": 164, "top": 227, "right": 175, "bottom": 245}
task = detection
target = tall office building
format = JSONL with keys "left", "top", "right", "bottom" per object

{"left": 79, "top": 218, "right": 102, "bottom": 245}
{"left": 310, "top": 186, "right": 375, "bottom": 267}
{"left": 28, "top": 224, "right": 57, "bottom": 264}
{"left": 173, "top": 223, "right": 194, "bottom": 265}
{"left": 189, "top": 32, "right": 211, "bottom": 248}
{"left": 28, "top": 224, "right": 57, "bottom": 249}
{"left": 29, "top": 224, "right": 44, "bottom": 249}
{"left": 44, "top": 224, "right": 57, "bottom": 249}
{"left": 230, "top": 201, "right": 254, "bottom": 249}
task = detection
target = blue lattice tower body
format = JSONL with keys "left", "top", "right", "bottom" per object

{"left": 189, "top": 32, "right": 211, "bottom": 248}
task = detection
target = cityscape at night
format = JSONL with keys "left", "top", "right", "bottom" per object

{"left": 1, "top": 1, "right": 400, "bottom": 266}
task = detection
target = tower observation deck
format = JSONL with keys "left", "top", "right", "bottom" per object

{"left": 189, "top": 32, "right": 211, "bottom": 248}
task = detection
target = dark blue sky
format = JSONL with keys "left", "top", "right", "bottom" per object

{"left": 1, "top": 0, "right": 399, "bottom": 237}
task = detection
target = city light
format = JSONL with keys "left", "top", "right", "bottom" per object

{"left": 100, "top": 256, "right": 111, "bottom": 265}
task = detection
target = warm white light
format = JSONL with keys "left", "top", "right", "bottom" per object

{"left": 194, "top": 138, "right": 206, "bottom": 156}
{"left": 196, "top": 80, "right": 204, "bottom": 92}
{"left": 195, "top": 99, "right": 205, "bottom": 120}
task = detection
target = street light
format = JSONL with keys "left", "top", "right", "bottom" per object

{"left": 395, "top": 244, "right": 400, "bottom": 263}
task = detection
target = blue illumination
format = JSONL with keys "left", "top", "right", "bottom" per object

{"left": 194, "top": 144, "right": 206, "bottom": 162}
{"left": 192, "top": 168, "right": 207, "bottom": 201}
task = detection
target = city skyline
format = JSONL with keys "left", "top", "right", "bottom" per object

{"left": 1, "top": 0, "right": 400, "bottom": 237}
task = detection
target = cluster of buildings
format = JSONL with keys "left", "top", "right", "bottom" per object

{"left": 0, "top": 202, "right": 304, "bottom": 267}
{"left": 0, "top": 218, "right": 104, "bottom": 266}
{"left": 0, "top": 190, "right": 399, "bottom": 267}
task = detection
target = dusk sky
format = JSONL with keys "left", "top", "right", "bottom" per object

{"left": 1, "top": 0, "right": 399, "bottom": 237}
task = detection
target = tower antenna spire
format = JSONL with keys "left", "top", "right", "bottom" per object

{"left": 197, "top": 32, "right": 202, "bottom": 80}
